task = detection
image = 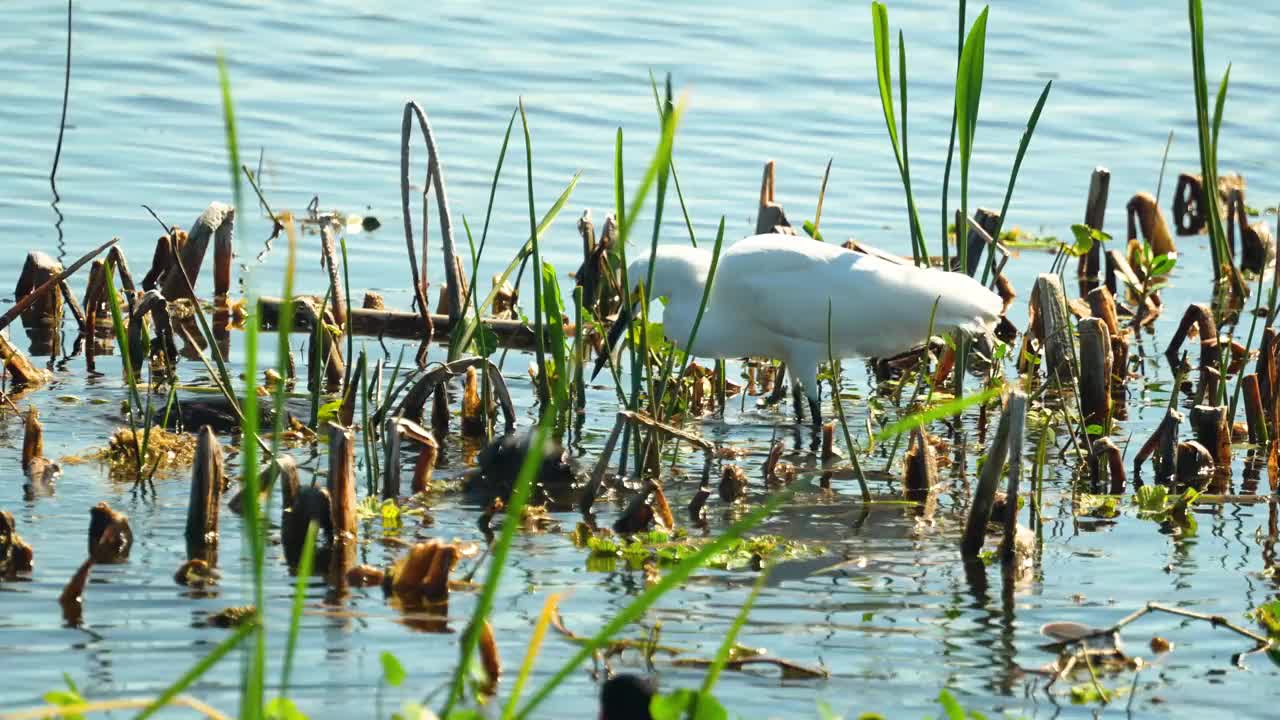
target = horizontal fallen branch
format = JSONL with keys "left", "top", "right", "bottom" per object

{"left": 258, "top": 296, "right": 563, "bottom": 349}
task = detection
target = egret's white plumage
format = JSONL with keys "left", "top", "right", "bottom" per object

{"left": 627, "top": 233, "right": 1002, "bottom": 418}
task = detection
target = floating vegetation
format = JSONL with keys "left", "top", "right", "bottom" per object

{"left": 94, "top": 425, "right": 197, "bottom": 476}
{"left": 573, "top": 525, "right": 824, "bottom": 572}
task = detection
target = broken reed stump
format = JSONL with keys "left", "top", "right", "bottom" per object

{"left": 460, "top": 365, "right": 489, "bottom": 437}
{"left": 1189, "top": 405, "right": 1232, "bottom": 469}
{"left": 719, "top": 465, "right": 748, "bottom": 503}
{"left": 0, "top": 331, "right": 51, "bottom": 387}
{"left": 1173, "top": 171, "right": 1245, "bottom": 236}
{"left": 0, "top": 238, "right": 115, "bottom": 337}
{"left": 297, "top": 300, "right": 345, "bottom": 391}
{"left": 229, "top": 455, "right": 300, "bottom": 515}
{"left": 1134, "top": 408, "right": 1184, "bottom": 483}
{"left": 160, "top": 202, "right": 234, "bottom": 301}
{"left": 755, "top": 160, "right": 795, "bottom": 235}
{"left": 1243, "top": 374, "right": 1269, "bottom": 444}
{"left": 962, "top": 208, "right": 1002, "bottom": 276}
{"left": 1030, "top": 273, "right": 1073, "bottom": 381}
{"left": 22, "top": 407, "right": 43, "bottom": 471}
{"left": 258, "top": 296, "right": 544, "bottom": 350}
{"left": 1226, "top": 188, "right": 1276, "bottom": 274}
{"left": 389, "top": 540, "right": 460, "bottom": 607}
{"left": 1165, "top": 303, "right": 1217, "bottom": 368}
{"left": 15, "top": 251, "right": 64, "bottom": 328}
{"left": 328, "top": 423, "right": 358, "bottom": 544}
{"left": 962, "top": 391, "right": 1021, "bottom": 559}
{"left": 1090, "top": 437, "right": 1126, "bottom": 495}
{"left": 0, "top": 510, "right": 34, "bottom": 577}
{"left": 903, "top": 427, "right": 937, "bottom": 502}
{"left": 88, "top": 501, "right": 133, "bottom": 563}
{"left": 1126, "top": 192, "right": 1176, "bottom": 257}
{"left": 431, "top": 384, "right": 450, "bottom": 441}
{"left": 1078, "top": 318, "right": 1113, "bottom": 431}
{"left": 185, "top": 426, "right": 224, "bottom": 563}
{"left": 1076, "top": 167, "right": 1111, "bottom": 280}
{"left": 60, "top": 558, "right": 93, "bottom": 625}
{"left": 998, "top": 391, "right": 1028, "bottom": 563}
{"left": 1175, "top": 440, "right": 1215, "bottom": 487}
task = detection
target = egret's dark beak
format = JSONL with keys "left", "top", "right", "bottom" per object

{"left": 590, "top": 301, "right": 635, "bottom": 381}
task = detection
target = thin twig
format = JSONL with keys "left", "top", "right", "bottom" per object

{"left": 0, "top": 695, "right": 231, "bottom": 720}
{"left": 49, "top": 0, "right": 72, "bottom": 196}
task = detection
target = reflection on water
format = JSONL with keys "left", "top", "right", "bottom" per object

{"left": 2, "top": 0, "right": 1280, "bottom": 718}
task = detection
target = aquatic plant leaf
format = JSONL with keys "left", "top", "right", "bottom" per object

{"left": 649, "top": 690, "right": 728, "bottom": 720}
{"left": 265, "top": 697, "right": 309, "bottom": 720}
{"left": 872, "top": 386, "right": 999, "bottom": 442}
{"left": 381, "top": 651, "right": 407, "bottom": 687}
{"left": 936, "top": 689, "right": 966, "bottom": 720}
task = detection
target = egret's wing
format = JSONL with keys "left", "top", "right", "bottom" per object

{"left": 718, "top": 237, "right": 1000, "bottom": 358}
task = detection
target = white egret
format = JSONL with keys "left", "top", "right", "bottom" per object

{"left": 594, "top": 232, "right": 1003, "bottom": 425}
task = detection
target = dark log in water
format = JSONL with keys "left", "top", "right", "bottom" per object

{"left": 185, "top": 426, "right": 224, "bottom": 563}
{"left": 258, "top": 296, "right": 545, "bottom": 349}
{"left": 88, "top": 501, "right": 133, "bottom": 564}
{"left": 1077, "top": 167, "right": 1111, "bottom": 280}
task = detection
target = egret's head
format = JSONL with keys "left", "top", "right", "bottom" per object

{"left": 625, "top": 246, "right": 708, "bottom": 306}
{"left": 591, "top": 246, "right": 711, "bottom": 381}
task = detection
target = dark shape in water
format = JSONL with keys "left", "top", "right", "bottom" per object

{"left": 464, "top": 432, "right": 580, "bottom": 509}
{"left": 600, "top": 673, "right": 656, "bottom": 720}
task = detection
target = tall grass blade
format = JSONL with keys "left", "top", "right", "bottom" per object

{"left": 870, "top": 4, "right": 926, "bottom": 264}
{"left": 827, "top": 301, "right": 869, "bottom": 501}
{"left": 518, "top": 98, "right": 550, "bottom": 410}
{"left": 872, "top": 385, "right": 1000, "bottom": 442}
{"left": 440, "top": 401, "right": 556, "bottom": 715}
{"left": 940, "top": 0, "right": 967, "bottom": 265}
{"left": 279, "top": 521, "right": 318, "bottom": 697}
{"left": 954, "top": 5, "right": 989, "bottom": 278}
{"left": 1187, "top": 0, "right": 1233, "bottom": 283}
{"left": 451, "top": 110, "right": 517, "bottom": 362}
{"left": 700, "top": 565, "right": 770, "bottom": 694}
{"left": 218, "top": 52, "right": 265, "bottom": 720}
{"left": 134, "top": 619, "right": 257, "bottom": 720}
{"left": 984, "top": 80, "right": 1052, "bottom": 284}
{"left": 500, "top": 593, "right": 563, "bottom": 720}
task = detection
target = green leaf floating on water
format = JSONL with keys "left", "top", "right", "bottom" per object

{"left": 575, "top": 525, "right": 822, "bottom": 572}
{"left": 649, "top": 689, "right": 729, "bottom": 720}
{"left": 381, "top": 651, "right": 407, "bottom": 687}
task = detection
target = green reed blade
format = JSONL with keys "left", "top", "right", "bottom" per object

{"left": 440, "top": 400, "right": 556, "bottom": 716}
{"left": 134, "top": 618, "right": 257, "bottom": 720}
{"left": 513, "top": 490, "right": 789, "bottom": 720}
{"left": 941, "top": 0, "right": 967, "bottom": 265}
{"left": 955, "top": 5, "right": 989, "bottom": 278}
{"left": 873, "top": 385, "right": 1000, "bottom": 442}
{"left": 279, "top": 521, "right": 318, "bottom": 697}
{"left": 700, "top": 564, "right": 771, "bottom": 694}
{"left": 983, "top": 80, "right": 1052, "bottom": 285}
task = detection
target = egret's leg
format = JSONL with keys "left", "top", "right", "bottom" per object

{"left": 808, "top": 395, "right": 822, "bottom": 429}
{"left": 791, "top": 381, "right": 805, "bottom": 422}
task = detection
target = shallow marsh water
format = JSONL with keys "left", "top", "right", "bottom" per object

{"left": 3, "top": 1, "right": 1280, "bottom": 718}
